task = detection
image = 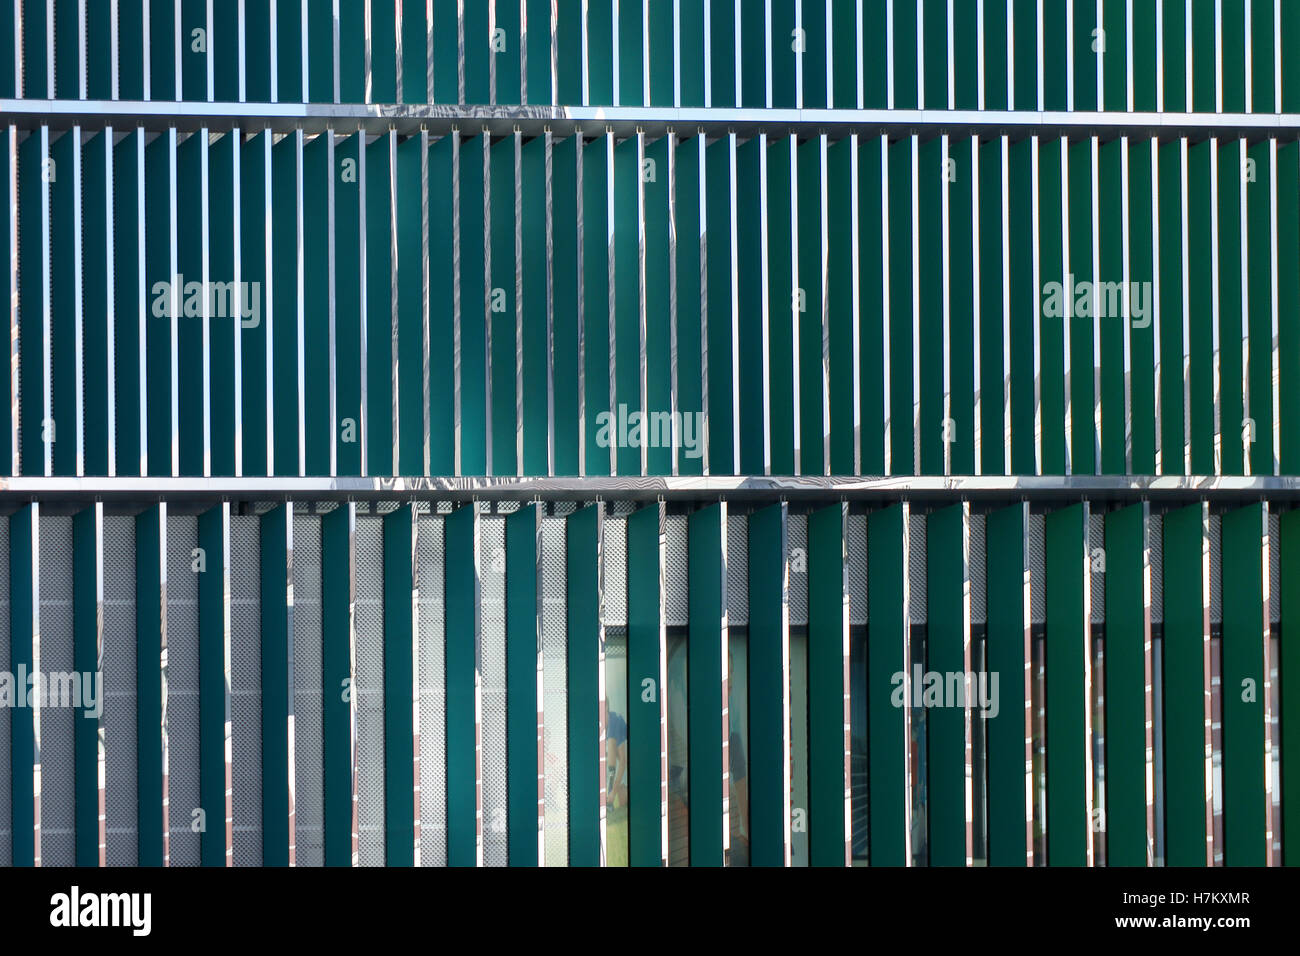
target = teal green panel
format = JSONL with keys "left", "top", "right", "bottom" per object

{"left": 556, "top": 0, "right": 584, "bottom": 105}
{"left": 506, "top": 504, "right": 541, "bottom": 865}
{"left": 459, "top": 135, "right": 488, "bottom": 475}
{"left": 276, "top": 0, "right": 305, "bottom": 101}
{"left": 627, "top": 505, "right": 662, "bottom": 866}
{"left": 986, "top": 502, "right": 1029, "bottom": 865}
{"left": 1188, "top": 141, "right": 1215, "bottom": 474}
{"left": 383, "top": 506, "right": 415, "bottom": 865}
{"left": 432, "top": 0, "right": 457, "bottom": 103}
{"left": 49, "top": 133, "right": 76, "bottom": 476}
{"left": 86, "top": 0, "right": 113, "bottom": 98}
{"left": 181, "top": 0, "right": 209, "bottom": 100}
{"left": 1041, "top": 0, "right": 1066, "bottom": 109}
{"left": 978, "top": 137, "right": 1005, "bottom": 475}
{"left": 260, "top": 504, "right": 291, "bottom": 865}
{"left": 1221, "top": 0, "right": 1246, "bottom": 112}
{"left": 918, "top": 135, "right": 944, "bottom": 475}
{"left": 490, "top": 135, "right": 517, "bottom": 475}
{"left": 735, "top": 138, "right": 764, "bottom": 476}
{"left": 1217, "top": 140, "right": 1244, "bottom": 475}
{"left": 643, "top": 136, "right": 671, "bottom": 477}
{"left": 926, "top": 503, "right": 968, "bottom": 865}
{"left": 953, "top": 0, "right": 978, "bottom": 110}
{"left": 582, "top": 136, "right": 611, "bottom": 476}
{"left": 617, "top": 0, "right": 642, "bottom": 105}
{"left": 527, "top": 0, "right": 553, "bottom": 104}
{"left": 982, "top": 0, "right": 1007, "bottom": 109}
{"left": 808, "top": 504, "right": 847, "bottom": 866}
{"left": 831, "top": 0, "right": 856, "bottom": 107}
{"left": 708, "top": 0, "right": 734, "bottom": 107}
{"left": 705, "top": 138, "right": 734, "bottom": 474}
{"left": 587, "top": 0, "right": 613, "bottom": 104}
{"left": 240, "top": 132, "right": 270, "bottom": 476}
{"left": 465, "top": 0, "right": 490, "bottom": 103}
{"left": 271, "top": 135, "right": 301, "bottom": 476}
{"left": 770, "top": 0, "right": 796, "bottom": 109}
{"left": 1193, "top": 0, "right": 1216, "bottom": 111}
{"left": 396, "top": 134, "right": 425, "bottom": 476}
{"left": 1247, "top": 139, "right": 1274, "bottom": 475}
{"left": 340, "top": 0, "right": 366, "bottom": 102}
{"left": 1099, "top": 140, "right": 1125, "bottom": 474}
{"left": 923, "top": 0, "right": 947, "bottom": 107}
{"left": 304, "top": 134, "right": 332, "bottom": 476}
{"left": 245, "top": 0, "right": 272, "bottom": 101}
{"left": 892, "top": 0, "right": 918, "bottom": 108}
{"left": 739, "top": 0, "right": 763, "bottom": 107}
{"left": 1161, "top": 502, "right": 1209, "bottom": 865}
{"left": 888, "top": 137, "right": 914, "bottom": 475}
{"left": 859, "top": 136, "right": 885, "bottom": 473}
{"left": 1128, "top": 139, "right": 1157, "bottom": 474}
{"left": 1013, "top": 0, "right": 1038, "bottom": 108}
{"left": 1072, "top": 0, "right": 1098, "bottom": 111}
{"left": 113, "top": 131, "right": 142, "bottom": 477}
{"left": 334, "top": 136, "right": 363, "bottom": 475}
{"left": 1009, "top": 137, "right": 1037, "bottom": 474}
{"left": 0, "top": 131, "right": 9, "bottom": 474}
{"left": 613, "top": 137, "right": 640, "bottom": 476}
{"left": 565, "top": 504, "right": 601, "bottom": 864}
{"left": 1132, "top": 0, "right": 1157, "bottom": 110}
{"left": 679, "top": 0, "right": 705, "bottom": 106}
{"left": 1286, "top": 2, "right": 1300, "bottom": 111}
{"left": 135, "top": 505, "right": 164, "bottom": 865}
{"left": 673, "top": 136, "right": 704, "bottom": 477}
{"left": 1158, "top": 141, "right": 1185, "bottom": 472}
{"left": 687, "top": 503, "right": 723, "bottom": 865}
{"left": 144, "top": 133, "right": 173, "bottom": 477}
{"left": 21, "top": 0, "right": 46, "bottom": 97}
{"left": 948, "top": 137, "right": 975, "bottom": 476}
{"left": 370, "top": 0, "right": 397, "bottom": 102}
{"left": 321, "top": 505, "right": 353, "bottom": 864}
{"left": 8, "top": 508, "right": 34, "bottom": 865}
{"left": 495, "top": 0, "right": 521, "bottom": 103}
{"left": 1103, "top": 0, "right": 1127, "bottom": 110}
{"left": 401, "top": 0, "right": 428, "bottom": 103}
{"left": 1281, "top": 508, "right": 1300, "bottom": 863}
{"left": 867, "top": 503, "right": 908, "bottom": 864}
{"left": 1281, "top": 143, "right": 1300, "bottom": 474}
{"left": 366, "top": 134, "right": 394, "bottom": 475}
{"left": 748, "top": 502, "right": 787, "bottom": 866}
{"left": 1221, "top": 503, "right": 1269, "bottom": 865}
{"left": 794, "top": 137, "right": 822, "bottom": 474}
{"left": 1045, "top": 503, "right": 1089, "bottom": 865}
{"left": 1067, "top": 138, "right": 1095, "bottom": 475}
{"left": 73, "top": 508, "right": 99, "bottom": 866}
{"left": 446, "top": 504, "right": 479, "bottom": 865}
{"left": 118, "top": 1, "right": 146, "bottom": 99}
{"left": 177, "top": 134, "right": 204, "bottom": 477}
{"left": 418, "top": 134, "right": 451, "bottom": 472}
{"left": 1251, "top": 1, "right": 1275, "bottom": 111}
{"left": 0, "top": 0, "right": 13, "bottom": 98}
{"left": 1037, "top": 138, "right": 1065, "bottom": 476}
{"left": 82, "top": 133, "right": 111, "bottom": 477}
{"left": 198, "top": 505, "right": 226, "bottom": 865}
{"left": 804, "top": 0, "right": 828, "bottom": 108}
{"left": 551, "top": 135, "right": 580, "bottom": 475}
{"left": 149, "top": 0, "right": 176, "bottom": 99}
{"left": 863, "top": 0, "right": 887, "bottom": 108}
{"left": 1103, "top": 503, "right": 1149, "bottom": 865}
{"left": 1164, "top": 0, "right": 1185, "bottom": 110}
{"left": 765, "top": 139, "right": 794, "bottom": 476}
{"left": 827, "top": 139, "right": 854, "bottom": 474}
{"left": 208, "top": 134, "right": 237, "bottom": 476}
{"left": 521, "top": 135, "right": 549, "bottom": 476}
{"left": 307, "top": 0, "right": 335, "bottom": 102}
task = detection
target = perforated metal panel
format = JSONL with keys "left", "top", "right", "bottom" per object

{"left": 166, "top": 516, "right": 201, "bottom": 866}
{"left": 969, "top": 514, "right": 986, "bottom": 626}
{"left": 1149, "top": 514, "right": 1163, "bottom": 625}
{"left": 1210, "top": 514, "right": 1222, "bottom": 625}
{"left": 417, "top": 516, "right": 448, "bottom": 866}
{"left": 1090, "top": 512, "right": 1105, "bottom": 623}
{"left": 847, "top": 513, "right": 867, "bottom": 626}
{"left": 0, "top": 520, "right": 8, "bottom": 865}
{"left": 602, "top": 516, "right": 627, "bottom": 627}
{"left": 540, "top": 516, "right": 568, "bottom": 865}
{"left": 788, "top": 514, "right": 808, "bottom": 627}
{"left": 479, "top": 516, "right": 508, "bottom": 866}
{"left": 37, "top": 516, "right": 75, "bottom": 866}
{"left": 103, "top": 516, "right": 138, "bottom": 865}
{"left": 1269, "top": 510, "right": 1279, "bottom": 624}
{"left": 230, "top": 515, "right": 262, "bottom": 866}
{"left": 1028, "top": 514, "right": 1046, "bottom": 625}
{"left": 664, "top": 516, "right": 688, "bottom": 628}
{"left": 354, "top": 517, "right": 386, "bottom": 864}
{"left": 726, "top": 514, "right": 747, "bottom": 626}
{"left": 908, "top": 513, "right": 926, "bottom": 624}
{"left": 293, "top": 515, "right": 324, "bottom": 867}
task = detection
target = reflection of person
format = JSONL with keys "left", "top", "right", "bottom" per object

{"left": 606, "top": 709, "right": 629, "bottom": 807}
{"left": 727, "top": 646, "right": 749, "bottom": 866}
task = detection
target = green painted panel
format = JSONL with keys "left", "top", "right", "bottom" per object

{"left": 136, "top": 505, "right": 165, "bottom": 866}
{"left": 739, "top": 0, "right": 763, "bottom": 108}
{"left": 978, "top": 136, "right": 1006, "bottom": 475}
{"left": 144, "top": 132, "right": 173, "bottom": 477}
{"left": 1067, "top": 138, "right": 1095, "bottom": 475}
{"left": 893, "top": 0, "right": 918, "bottom": 108}
{"left": 1009, "top": 137, "right": 1037, "bottom": 474}
{"left": 827, "top": 138, "right": 855, "bottom": 474}
{"left": 82, "top": 133, "right": 111, "bottom": 477}
{"left": 953, "top": 0, "right": 977, "bottom": 110}
{"left": 445, "top": 503, "right": 480, "bottom": 865}
{"left": 1099, "top": 139, "right": 1125, "bottom": 474}
{"left": 489, "top": 135, "right": 517, "bottom": 475}
{"left": 982, "top": 0, "right": 1007, "bottom": 109}
{"left": 947, "top": 137, "right": 975, "bottom": 476}
{"left": 1072, "top": 0, "right": 1098, "bottom": 111}
{"left": 986, "top": 502, "right": 1029, "bottom": 865}
{"left": 551, "top": 135, "right": 580, "bottom": 475}
{"left": 506, "top": 504, "right": 541, "bottom": 865}
{"left": 463, "top": 1, "right": 490, "bottom": 103}
{"left": 459, "top": 135, "right": 488, "bottom": 475}
{"left": 859, "top": 136, "right": 885, "bottom": 473}
{"left": 863, "top": 0, "right": 887, "bottom": 108}
{"left": 1042, "top": 0, "right": 1066, "bottom": 110}
{"left": 176, "top": 133, "right": 204, "bottom": 477}
{"left": 794, "top": 137, "right": 821, "bottom": 475}
{"left": 926, "top": 503, "right": 968, "bottom": 865}
{"left": 867, "top": 503, "right": 908, "bottom": 864}
{"left": 496, "top": 0, "right": 522, "bottom": 104}
{"left": 149, "top": 0, "right": 176, "bottom": 99}
{"left": 565, "top": 503, "right": 601, "bottom": 864}
{"left": 307, "top": 0, "right": 335, "bottom": 103}
{"left": 687, "top": 503, "right": 724, "bottom": 865}
{"left": 335, "top": 134, "right": 363, "bottom": 475}
{"left": 118, "top": 1, "right": 146, "bottom": 100}
{"left": 587, "top": 0, "right": 613, "bottom": 105}
{"left": 1218, "top": 139, "right": 1245, "bottom": 476}
{"left": 770, "top": 0, "right": 796, "bottom": 109}
{"left": 1102, "top": 0, "right": 1127, "bottom": 110}
{"left": 17, "top": 132, "right": 43, "bottom": 474}
{"left": 679, "top": 0, "right": 705, "bottom": 107}
{"left": 521, "top": 134, "right": 550, "bottom": 476}
{"left": 1045, "top": 503, "right": 1089, "bottom": 865}
{"left": 674, "top": 136, "right": 704, "bottom": 477}
{"left": 181, "top": 0, "right": 209, "bottom": 101}
{"left": 366, "top": 134, "right": 394, "bottom": 475}
{"left": 432, "top": 0, "right": 457, "bottom": 103}
{"left": 1281, "top": 142, "right": 1300, "bottom": 474}
{"left": 321, "top": 504, "right": 353, "bottom": 864}
{"left": 49, "top": 132, "right": 75, "bottom": 476}
{"left": 613, "top": 137, "right": 640, "bottom": 476}
{"left": 582, "top": 136, "right": 611, "bottom": 476}
{"left": 73, "top": 508, "right": 99, "bottom": 866}
{"left": 1281, "top": 507, "right": 1300, "bottom": 864}
{"left": 198, "top": 505, "right": 226, "bottom": 865}
{"left": 19, "top": 0, "right": 46, "bottom": 97}
{"left": 748, "top": 502, "right": 787, "bottom": 866}
{"left": 1285, "top": 2, "right": 1300, "bottom": 111}
{"left": 918, "top": 136, "right": 943, "bottom": 475}
{"left": 383, "top": 505, "right": 415, "bottom": 865}
{"left": 276, "top": 0, "right": 305, "bottom": 101}
{"left": 396, "top": 134, "right": 425, "bottom": 476}
{"left": 208, "top": 133, "right": 237, "bottom": 477}
{"left": 245, "top": 0, "right": 272, "bottom": 102}
{"left": 617, "top": 0, "right": 643, "bottom": 105}
{"left": 762, "top": 138, "right": 790, "bottom": 475}
{"left": 735, "top": 137, "right": 764, "bottom": 476}
{"left": 801, "top": 0, "right": 827, "bottom": 109}
{"left": 401, "top": 0, "right": 428, "bottom": 103}
{"left": 1037, "top": 138, "right": 1066, "bottom": 476}
{"left": 240, "top": 132, "right": 270, "bottom": 476}
{"left": 627, "top": 505, "right": 662, "bottom": 866}
{"left": 556, "top": 0, "right": 584, "bottom": 105}
{"left": 923, "top": 0, "right": 947, "bottom": 108}
{"left": 1132, "top": 0, "right": 1157, "bottom": 111}
{"left": 705, "top": 137, "right": 735, "bottom": 474}
{"left": 1221, "top": 503, "right": 1269, "bottom": 864}
{"left": 1161, "top": 0, "right": 1186, "bottom": 109}
{"left": 271, "top": 134, "right": 301, "bottom": 477}
{"left": 303, "top": 134, "right": 333, "bottom": 476}
{"left": 887, "top": 137, "right": 914, "bottom": 475}
{"left": 1103, "top": 503, "right": 1149, "bottom": 865}
{"left": 1188, "top": 140, "right": 1215, "bottom": 474}
{"left": 1246, "top": 139, "right": 1274, "bottom": 475}
{"left": 1157, "top": 140, "right": 1185, "bottom": 472}
{"left": 643, "top": 135, "right": 671, "bottom": 477}
{"left": 370, "top": 0, "right": 398, "bottom": 103}
{"left": 1128, "top": 139, "right": 1157, "bottom": 474}
{"left": 527, "top": 0, "right": 553, "bottom": 104}
{"left": 1222, "top": 0, "right": 1246, "bottom": 112}
{"left": 339, "top": 0, "right": 366, "bottom": 102}
{"left": 260, "top": 504, "right": 291, "bottom": 865}
{"left": 808, "top": 503, "right": 847, "bottom": 866}
{"left": 86, "top": 0, "right": 112, "bottom": 98}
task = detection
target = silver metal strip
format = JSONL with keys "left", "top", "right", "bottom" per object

{"left": 328, "top": 132, "right": 338, "bottom": 476}
{"left": 546, "top": 131, "right": 556, "bottom": 477}
{"left": 532, "top": 503, "right": 545, "bottom": 862}
{"left": 899, "top": 500, "right": 913, "bottom": 864}
{"left": 881, "top": 133, "right": 891, "bottom": 474}
{"left": 1244, "top": 0, "right": 1252, "bottom": 112}
{"left": 516, "top": 129, "right": 524, "bottom": 475}
{"left": 1081, "top": 500, "right": 1096, "bottom": 865}
{"left": 394, "top": 0, "right": 403, "bottom": 104}
{"left": 946, "top": 0, "right": 955, "bottom": 108}
{"left": 105, "top": 126, "right": 116, "bottom": 476}
{"left": 285, "top": 503, "right": 296, "bottom": 864}
{"left": 158, "top": 502, "right": 167, "bottom": 863}
{"left": 389, "top": 128, "right": 399, "bottom": 476}
{"left": 263, "top": 131, "right": 274, "bottom": 474}
{"left": 28, "top": 503, "right": 40, "bottom": 863}
{"left": 1199, "top": 501, "right": 1214, "bottom": 864}
{"left": 1061, "top": 137, "right": 1072, "bottom": 476}
{"left": 1091, "top": 135, "right": 1101, "bottom": 473}
{"left": 656, "top": 501, "right": 668, "bottom": 865}
{"left": 666, "top": 130, "right": 678, "bottom": 476}
{"left": 1238, "top": 137, "right": 1250, "bottom": 475}
{"left": 346, "top": 502, "right": 358, "bottom": 862}
{"left": 1211, "top": 139, "right": 1222, "bottom": 472}
{"left": 172, "top": 0, "right": 182, "bottom": 101}
{"left": 1151, "top": 136, "right": 1162, "bottom": 473}
{"left": 78, "top": 0, "right": 87, "bottom": 99}
{"left": 472, "top": 503, "right": 484, "bottom": 865}
{"left": 728, "top": 132, "right": 740, "bottom": 475}
{"left": 407, "top": 506, "right": 420, "bottom": 864}
{"left": 142, "top": 0, "right": 152, "bottom": 100}
{"left": 169, "top": 128, "right": 179, "bottom": 477}
{"left": 757, "top": 133, "right": 771, "bottom": 476}
{"left": 1261, "top": 501, "right": 1275, "bottom": 859}
{"left": 41, "top": 125, "right": 51, "bottom": 477}
{"left": 696, "top": 133, "right": 707, "bottom": 476}
{"left": 6, "top": 124, "right": 14, "bottom": 477}
{"left": 206, "top": 0, "right": 215, "bottom": 101}
{"left": 1122, "top": 136, "right": 1133, "bottom": 472}
{"left": 233, "top": 127, "right": 243, "bottom": 477}
{"left": 610, "top": 0, "right": 619, "bottom": 105}
{"left": 220, "top": 500, "right": 232, "bottom": 863}
{"left": 334, "top": 0, "right": 342, "bottom": 104}
{"left": 94, "top": 502, "right": 106, "bottom": 864}
{"left": 1269, "top": 138, "right": 1279, "bottom": 475}
{"left": 576, "top": 131, "right": 586, "bottom": 476}
{"left": 672, "top": 0, "right": 681, "bottom": 107}
{"left": 638, "top": 131, "right": 649, "bottom": 477}
{"left": 790, "top": 136, "right": 801, "bottom": 472}
{"left": 422, "top": 127, "right": 431, "bottom": 475}
{"left": 238, "top": 0, "right": 246, "bottom": 102}
{"left": 201, "top": 130, "right": 211, "bottom": 477}
{"left": 1017, "top": 501, "right": 1033, "bottom": 864}
{"left": 363, "top": 0, "right": 371, "bottom": 104}
{"left": 483, "top": 130, "right": 494, "bottom": 475}
{"left": 1126, "top": 0, "right": 1134, "bottom": 112}
{"left": 910, "top": 132, "right": 920, "bottom": 474}
{"left": 605, "top": 130, "right": 616, "bottom": 476}
{"left": 595, "top": 503, "right": 608, "bottom": 861}
{"left": 942, "top": 134, "right": 952, "bottom": 474}
{"left": 1216, "top": 0, "right": 1223, "bottom": 113}
{"left": 971, "top": 136, "right": 982, "bottom": 474}
{"left": 1067, "top": 0, "right": 1075, "bottom": 111}
{"left": 1031, "top": 135, "right": 1041, "bottom": 474}
{"left": 779, "top": 501, "right": 792, "bottom": 864}
{"left": 73, "top": 130, "right": 84, "bottom": 477}
{"left": 1141, "top": 500, "right": 1155, "bottom": 863}
{"left": 1000, "top": 135, "right": 1011, "bottom": 474}
{"left": 136, "top": 130, "right": 147, "bottom": 476}
{"left": 960, "top": 501, "right": 973, "bottom": 864}
{"left": 818, "top": 133, "right": 830, "bottom": 477}
{"left": 850, "top": 133, "right": 861, "bottom": 473}
{"left": 451, "top": 129, "right": 460, "bottom": 475}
